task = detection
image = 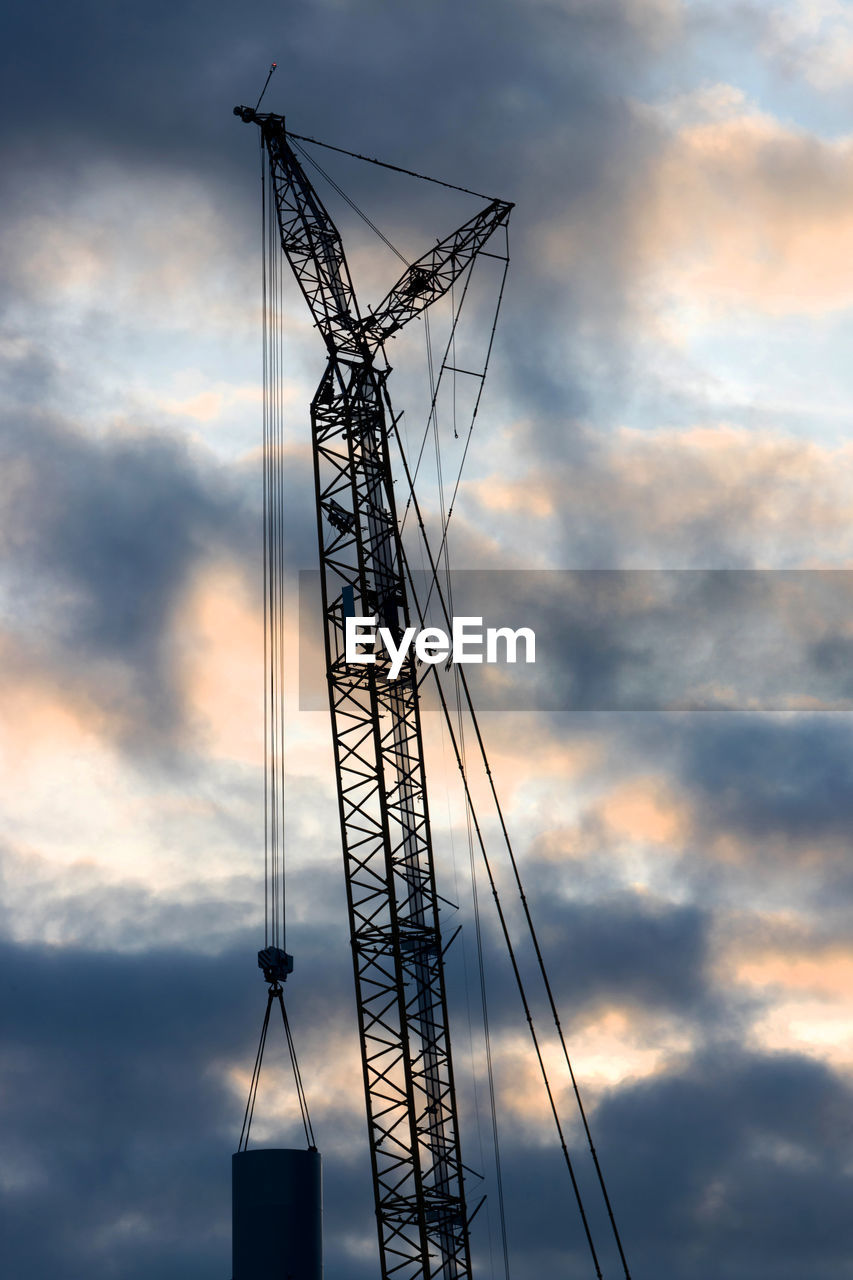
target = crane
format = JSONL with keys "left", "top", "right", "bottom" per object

{"left": 233, "top": 103, "right": 512, "bottom": 1280}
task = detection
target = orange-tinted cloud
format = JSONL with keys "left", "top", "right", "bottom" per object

{"left": 635, "top": 88, "right": 853, "bottom": 313}
{"left": 721, "top": 931, "right": 853, "bottom": 1071}
{"left": 602, "top": 775, "right": 688, "bottom": 846}
{"left": 175, "top": 559, "right": 265, "bottom": 766}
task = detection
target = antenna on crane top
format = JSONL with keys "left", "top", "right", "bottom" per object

{"left": 255, "top": 61, "right": 277, "bottom": 112}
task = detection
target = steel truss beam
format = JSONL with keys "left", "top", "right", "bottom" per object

{"left": 313, "top": 360, "right": 468, "bottom": 1280}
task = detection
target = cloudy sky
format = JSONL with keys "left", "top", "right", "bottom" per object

{"left": 4, "top": 1, "right": 853, "bottom": 1277}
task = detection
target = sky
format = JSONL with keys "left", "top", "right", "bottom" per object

{"left": 4, "top": 0, "right": 853, "bottom": 1277}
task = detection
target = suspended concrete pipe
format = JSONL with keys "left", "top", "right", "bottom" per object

{"left": 232, "top": 1148, "right": 322, "bottom": 1280}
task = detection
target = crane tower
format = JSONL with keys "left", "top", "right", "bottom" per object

{"left": 234, "top": 104, "right": 512, "bottom": 1280}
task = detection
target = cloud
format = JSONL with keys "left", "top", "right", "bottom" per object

{"left": 753, "top": 0, "right": 853, "bottom": 92}
{"left": 680, "top": 714, "right": 853, "bottom": 851}
{"left": 6, "top": 922, "right": 851, "bottom": 1280}
{"left": 0, "top": 939, "right": 246, "bottom": 1279}
{"left": 0, "top": 407, "right": 256, "bottom": 747}
{"left": 461, "top": 423, "right": 853, "bottom": 569}
{"left": 715, "top": 925, "right": 853, "bottom": 1071}
{"left": 4, "top": 0, "right": 685, "bottom": 458}
{"left": 519, "top": 883, "right": 712, "bottom": 1017}
{"left": 0, "top": 931, "right": 385, "bottom": 1279}
{"left": 592, "top": 1046, "right": 853, "bottom": 1278}
{"left": 636, "top": 86, "right": 853, "bottom": 314}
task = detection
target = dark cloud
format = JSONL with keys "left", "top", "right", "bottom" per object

{"left": 0, "top": 932, "right": 379, "bottom": 1279}
{"left": 0, "top": 938, "right": 257, "bottom": 1280}
{"left": 5, "top": 924, "right": 852, "bottom": 1280}
{"left": 525, "top": 886, "right": 711, "bottom": 1018}
{"left": 590, "top": 1048, "right": 853, "bottom": 1279}
{"left": 525, "top": 704, "right": 853, "bottom": 864}
{"left": 2, "top": 0, "right": 665, "bottom": 180}
{"left": 680, "top": 714, "right": 853, "bottom": 848}
{"left": 453, "top": 1048, "right": 853, "bottom": 1280}
{"left": 0, "top": 407, "right": 255, "bottom": 744}
{"left": 443, "top": 878, "right": 714, "bottom": 1041}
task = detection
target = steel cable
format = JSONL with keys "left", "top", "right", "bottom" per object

{"left": 388, "top": 385, "right": 632, "bottom": 1278}
{"left": 392, "top": 506, "right": 604, "bottom": 1279}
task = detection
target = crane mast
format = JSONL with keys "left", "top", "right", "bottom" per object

{"left": 235, "top": 105, "right": 511, "bottom": 1280}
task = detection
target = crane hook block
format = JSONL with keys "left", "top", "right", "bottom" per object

{"left": 258, "top": 946, "right": 294, "bottom": 984}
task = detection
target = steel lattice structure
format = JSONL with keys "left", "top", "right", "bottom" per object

{"left": 235, "top": 105, "right": 511, "bottom": 1280}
